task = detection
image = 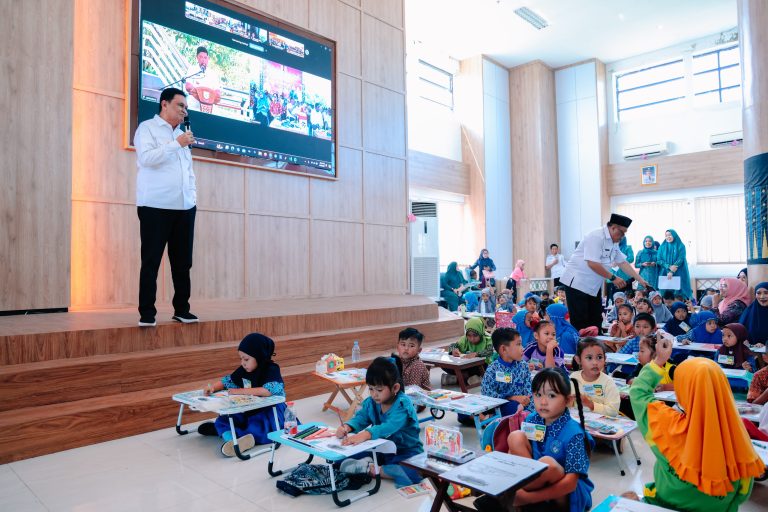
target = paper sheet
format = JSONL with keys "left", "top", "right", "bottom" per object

{"left": 439, "top": 451, "right": 547, "bottom": 496}
{"left": 304, "top": 436, "right": 397, "bottom": 457}
{"left": 657, "top": 276, "right": 681, "bottom": 290}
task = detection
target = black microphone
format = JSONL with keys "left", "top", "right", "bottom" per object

{"left": 200, "top": 64, "right": 206, "bottom": 73}
{"left": 183, "top": 115, "right": 190, "bottom": 132}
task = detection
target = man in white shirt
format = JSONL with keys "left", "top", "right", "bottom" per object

{"left": 134, "top": 87, "right": 198, "bottom": 327}
{"left": 545, "top": 243, "right": 566, "bottom": 287}
{"left": 559, "top": 214, "right": 651, "bottom": 331}
{"left": 184, "top": 46, "right": 222, "bottom": 113}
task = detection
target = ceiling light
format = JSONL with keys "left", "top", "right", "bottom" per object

{"left": 514, "top": 7, "right": 549, "bottom": 30}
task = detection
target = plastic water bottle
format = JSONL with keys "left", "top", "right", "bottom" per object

{"left": 283, "top": 401, "right": 298, "bottom": 435}
{"left": 351, "top": 340, "right": 361, "bottom": 363}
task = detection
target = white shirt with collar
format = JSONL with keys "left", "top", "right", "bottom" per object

{"left": 546, "top": 253, "right": 566, "bottom": 279}
{"left": 134, "top": 115, "right": 196, "bottom": 210}
{"left": 559, "top": 225, "right": 627, "bottom": 296}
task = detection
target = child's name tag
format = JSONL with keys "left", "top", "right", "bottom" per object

{"left": 521, "top": 422, "right": 546, "bottom": 442}
{"left": 718, "top": 354, "right": 735, "bottom": 366}
{"left": 583, "top": 384, "right": 604, "bottom": 397}
{"left": 680, "top": 322, "right": 691, "bottom": 333}
{"left": 242, "top": 378, "right": 252, "bottom": 388}
{"left": 495, "top": 371, "right": 513, "bottom": 383}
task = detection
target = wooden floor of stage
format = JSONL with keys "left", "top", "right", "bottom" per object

{"left": 0, "top": 294, "right": 440, "bottom": 335}
{"left": 0, "top": 294, "right": 465, "bottom": 463}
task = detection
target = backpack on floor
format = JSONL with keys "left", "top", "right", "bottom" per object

{"left": 276, "top": 463, "right": 371, "bottom": 496}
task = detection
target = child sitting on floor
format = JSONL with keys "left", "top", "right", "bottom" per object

{"left": 546, "top": 303, "right": 580, "bottom": 355}
{"left": 197, "top": 333, "right": 287, "bottom": 457}
{"left": 475, "top": 368, "right": 594, "bottom": 512}
{"left": 609, "top": 303, "right": 636, "bottom": 339}
{"left": 481, "top": 328, "right": 532, "bottom": 416}
{"left": 478, "top": 288, "right": 496, "bottom": 315}
{"left": 676, "top": 310, "right": 722, "bottom": 345}
{"left": 513, "top": 309, "right": 536, "bottom": 347}
{"left": 554, "top": 285, "right": 567, "bottom": 306}
{"left": 628, "top": 336, "right": 763, "bottom": 511}
{"left": 444, "top": 317, "right": 494, "bottom": 386}
{"left": 606, "top": 292, "right": 626, "bottom": 323}
{"left": 748, "top": 351, "right": 768, "bottom": 405}
{"left": 395, "top": 327, "right": 430, "bottom": 390}
{"left": 571, "top": 339, "right": 620, "bottom": 416}
{"left": 620, "top": 334, "right": 675, "bottom": 419}
{"left": 523, "top": 320, "right": 567, "bottom": 372}
{"left": 634, "top": 297, "right": 653, "bottom": 316}
{"left": 337, "top": 356, "right": 423, "bottom": 487}
{"left": 523, "top": 293, "right": 542, "bottom": 321}
{"left": 663, "top": 302, "right": 692, "bottom": 337}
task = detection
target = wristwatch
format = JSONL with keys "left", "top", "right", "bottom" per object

{"left": 609, "top": 274, "right": 617, "bottom": 282}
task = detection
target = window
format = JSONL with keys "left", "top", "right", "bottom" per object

{"left": 615, "top": 59, "right": 685, "bottom": 121}
{"left": 693, "top": 45, "right": 741, "bottom": 106}
{"left": 417, "top": 59, "right": 453, "bottom": 109}
{"left": 695, "top": 195, "right": 747, "bottom": 264}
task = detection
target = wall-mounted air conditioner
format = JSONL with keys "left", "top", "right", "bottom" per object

{"left": 622, "top": 142, "right": 668, "bottom": 160}
{"left": 409, "top": 201, "right": 440, "bottom": 301}
{"left": 709, "top": 130, "right": 743, "bottom": 149}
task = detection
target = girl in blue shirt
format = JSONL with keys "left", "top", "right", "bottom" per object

{"left": 196, "top": 333, "right": 287, "bottom": 457}
{"left": 476, "top": 368, "right": 594, "bottom": 512}
{"left": 336, "top": 356, "right": 423, "bottom": 487}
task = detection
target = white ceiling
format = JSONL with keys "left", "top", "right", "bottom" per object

{"left": 405, "top": 0, "right": 737, "bottom": 68}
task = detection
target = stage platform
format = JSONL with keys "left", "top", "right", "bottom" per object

{"left": 0, "top": 295, "right": 464, "bottom": 463}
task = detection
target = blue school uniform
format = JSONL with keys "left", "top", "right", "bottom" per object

{"left": 526, "top": 410, "right": 595, "bottom": 512}
{"left": 345, "top": 392, "right": 423, "bottom": 486}
{"left": 481, "top": 358, "right": 532, "bottom": 415}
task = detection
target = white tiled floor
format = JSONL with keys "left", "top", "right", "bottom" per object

{"left": 2, "top": 369, "right": 766, "bottom": 511}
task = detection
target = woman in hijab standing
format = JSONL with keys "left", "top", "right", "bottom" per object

{"left": 657, "top": 229, "right": 693, "bottom": 300}
{"left": 740, "top": 281, "right": 768, "bottom": 344}
{"left": 713, "top": 277, "right": 752, "bottom": 327}
{"left": 470, "top": 248, "right": 496, "bottom": 288}
{"left": 635, "top": 236, "right": 658, "bottom": 292}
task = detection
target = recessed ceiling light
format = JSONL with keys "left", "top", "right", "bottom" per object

{"left": 514, "top": 7, "right": 549, "bottom": 30}
{"left": 618, "top": 13, "right": 625, "bottom": 21}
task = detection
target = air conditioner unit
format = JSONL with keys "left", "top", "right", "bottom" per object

{"left": 410, "top": 201, "right": 440, "bottom": 301}
{"left": 622, "top": 142, "right": 668, "bottom": 160}
{"left": 709, "top": 130, "right": 743, "bottom": 148}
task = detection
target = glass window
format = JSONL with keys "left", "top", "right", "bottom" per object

{"left": 695, "top": 195, "right": 746, "bottom": 264}
{"left": 615, "top": 59, "right": 684, "bottom": 121}
{"left": 417, "top": 60, "right": 453, "bottom": 109}
{"left": 693, "top": 45, "right": 741, "bottom": 104}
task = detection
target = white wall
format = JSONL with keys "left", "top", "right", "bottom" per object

{"left": 555, "top": 61, "right": 602, "bottom": 259}
{"left": 606, "top": 31, "right": 742, "bottom": 163}
{"left": 483, "top": 59, "right": 513, "bottom": 278}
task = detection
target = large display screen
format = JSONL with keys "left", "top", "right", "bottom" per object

{"left": 130, "top": 0, "right": 336, "bottom": 178}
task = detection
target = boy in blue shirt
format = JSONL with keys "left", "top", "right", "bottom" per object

{"left": 481, "top": 328, "right": 533, "bottom": 416}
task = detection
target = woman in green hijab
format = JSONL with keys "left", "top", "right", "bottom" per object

{"left": 441, "top": 262, "right": 468, "bottom": 311}
{"left": 657, "top": 229, "right": 693, "bottom": 299}
{"left": 634, "top": 235, "right": 658, "bottom": 291}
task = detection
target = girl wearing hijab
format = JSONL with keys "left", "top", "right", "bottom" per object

{"left": 649, "top": 291, "right": 673, "bottom": 324}
{"left": 657, "top": 229, "right": 693, "bottom": 299}
{"left": 444, "top": 317, "right": 495, "bottom": 386}
{"left": 634, "top": 236, "right": 658, "bottom": 291}
{"left": 676, "top": 310, "right": 722, "bottom": 345}
{"left": 717, "top": 323, "right": 757, "bottom": 372}
{"left": 470, "top": 249, "right": 496, "bottom": 288}
{"left": 629, "top": 338, "right": 763, "bottom": 511}
{"left": 664, "top": 302, "right": 692, "bottom": 337}
{"left": 441, "top": 262, "right": 468, "bottom": 311}
{"left": 606, "top": 291, "right": 626, "bottom": 323}
{"left": 513, "top": 309, "right": 536, "bottom": 348}
{"left": 506, "top": 259, "right": 526, "bottom": 303}
{"left": 545, "top": 303, "right": 580, "bottom": 354}
{"left": 740, "top": 281, "right": 768, "bottom": 345}
{"left": 713, "top": 277, "right": 752, "bottom": 327}
{"left": 197, "top": 333, "right": 287, "bottom": 457}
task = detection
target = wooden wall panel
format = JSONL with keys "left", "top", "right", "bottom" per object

{"left": 309, "top": 0, "right": 361, "bottom": 77}
{"left": 71, "top": 91, "right": 135, "bottom": 204}
{"left": 310, "top": 147, "right": 363, "bottom": 221}
{"left": 73, "top": 0, "right": 124, "bottom": 95}
{"left": 70, "top": 202, "right": 139, "bottom": 308}
{"left": 363, "top": 83, "right": 406, "bottom": 157}
{"left": 407, "top": 150, "right": 470, "bottom": 196}
{"left": 190, "top": 211, "right": 245, "bottom": 300}
{"left": 337, "top": 74, "right": 363, "bottom": 148}
{"left": 194, "top": 161, "right": 245, "bottom": 213}
{"left": 310, "top": 221, "right": 364, "bottom": 296}
{"left": 246, "top": 168, "right": 309, "bottom": 217}
{"left": 362, "top": 0, "right": 403, "bottom": 28}
{"left": 247, "top": 215, "right": 310, "bottom": 298}
{"left": 509, "top": 61, "right": 559, "bottom": 277}
{"left": 0, "top": 0, "right": 73, "bottom": 311}
{"left": 363, "top": 153, "right": 406, "bottom": 225}
{"left": 62, "top": 0, "right": 407, "bottom": 309}
{"left": 365, "top": 225, "right": 407, "bottom": 293}
{"left": 605, "top": 147, "right": 742, "bottom": 196}
{"left": 362, "top": 14, "right": 404, "bottom": 92}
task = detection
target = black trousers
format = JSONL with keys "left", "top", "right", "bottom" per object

{"left": 563, "top": 284, "right": 603, "bottom": 332}
{"left": 138, "top": 206, "right": 196, "bottom": 318}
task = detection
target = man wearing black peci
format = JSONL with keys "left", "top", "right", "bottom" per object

{"left": 559, "top": 214, "right": 652, "bottom": 331}
{"left": 133, "top": 88, "right": 198, "bottom": 327}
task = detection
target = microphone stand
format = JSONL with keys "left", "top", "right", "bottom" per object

{"left": 163, "top": 69, "right": 205, "bottom": 89}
